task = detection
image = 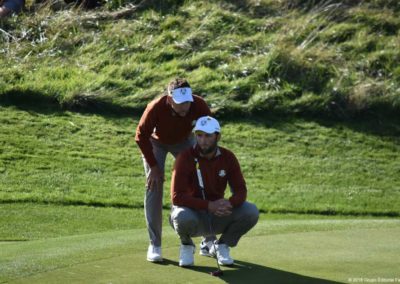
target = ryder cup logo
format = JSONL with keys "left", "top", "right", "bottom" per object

{"left": 180, "top": 88, "right": 187, "bottom": 96}
{"left": 200, "top": 119, "right": 207, "bottom": 126}
{"left": 219, "top": 170, "right": 226, "bottom": 177}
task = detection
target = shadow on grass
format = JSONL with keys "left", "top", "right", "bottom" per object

{"left": 0, "top": 89, "right": 142, "bottom": 118}
{"left": 1, "top": 89, "right": 399, "bottom": 139}
{"left": 160, "top": 258, "right": 342, "bottom": 284}
{"left": 0, "top": 90, "right": 60, "bottom": 115}
{"left": 223, "top": 113, "right": 400, "bottom": 140}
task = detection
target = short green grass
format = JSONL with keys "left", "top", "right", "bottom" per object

{"left": 0, "top": 203, "right": 395, "bottom": 241}
{"left": 0, "top": 203, "right": 144, "bottom": 241}
{"left": 1, "top": 105, "right": 399, "bottom": 215}
{"left": 1, "top": 211, "right": 399, "bottom": 283}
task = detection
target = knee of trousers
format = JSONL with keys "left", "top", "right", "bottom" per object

{"left": 240, "top": 202, "right": 259, "bottom": 226}
{"left": 171, "top": 207, "right": 199, "bottom": 233}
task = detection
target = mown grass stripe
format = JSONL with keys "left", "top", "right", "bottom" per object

{"left": 1, "top": 199, "right": 400, "bottom": 217}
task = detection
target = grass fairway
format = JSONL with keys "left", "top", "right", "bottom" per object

{"left": 2, "top": 217, "right": 399, "bottom": 284}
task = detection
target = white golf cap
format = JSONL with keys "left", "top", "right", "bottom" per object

{"left": 194, "top": 116, "right": 221, "bottom": 134}
{"left": 170, "top": 87, "right": 193, "bottom": 104}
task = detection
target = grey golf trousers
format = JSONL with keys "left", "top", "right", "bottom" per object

{"left": 170, "top": 201, "right": 259, "bottom": 247}
{"left": 143, "top": 137, "right": 194, "bottom": 247}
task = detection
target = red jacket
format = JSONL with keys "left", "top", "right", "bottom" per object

{"left": 135, "top": 95, "right": 211, "bottom": 167}
{"left": 171, "top": 145, "right": 247, "bottom": 210}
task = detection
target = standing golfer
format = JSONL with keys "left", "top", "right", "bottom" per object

{"left": 135, "top": 78, "right": 212, "bottom": 262}
{"left": 170, "top": 116, "right": 259, "bottom": 267}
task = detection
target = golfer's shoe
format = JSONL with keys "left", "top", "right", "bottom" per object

{"left": 179, "top": 244, "right": 195, "bottom": 267}
{"left": 210, "top": 242, "right": 234, "bottom": 266}
{"left": 147, "top": 245, "right": 163, "bottom": 262}
{"left": 199, "top": 240, "right": 215, "bottom": 257}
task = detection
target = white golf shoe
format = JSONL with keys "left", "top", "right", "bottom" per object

{"left": 199, "top": 240, "right": 215, "bottom": 257}
{"left": 147, "top": 245, "right": 163, "bottom": 262}
{"left": 210, "top": 242, "right": 234, "bottom": 266}
{"left": 179, "top": 244, "right": 195, "bottom": 267}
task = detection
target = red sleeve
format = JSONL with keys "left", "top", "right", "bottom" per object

{"left": 199, "top": 97, "right": 212, "bottom": 116}
{"left": 135, "top": 101, "right": 158, "bottom": 168}
{"left": 195, "top": 96, "right": 212, "bottom": 117}
{"left": 227, "top": 152, "right": 247, "bottom": 207}
{"left": 171, "top": 152, "right": 209, "bottom": 210}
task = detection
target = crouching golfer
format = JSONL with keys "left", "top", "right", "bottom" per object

{"left": 170, "top": 116, "right": 259, "bottom": 267}
{"left": 135, "top": 78, "right": 211, "bottom": 262}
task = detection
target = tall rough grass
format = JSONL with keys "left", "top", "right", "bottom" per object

{"left": 1, "top": 0, "right": 399, "bottom": 118}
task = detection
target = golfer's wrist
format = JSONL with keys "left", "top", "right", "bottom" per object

{"left": 207, "top": 201, "right": 214, "bottom": 213}
{"left": 207, "top": 201, "right": 219, "bottom": 213}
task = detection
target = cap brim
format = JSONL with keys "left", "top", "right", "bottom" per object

{"left": 194, "top": 128, "right": 220, "bottom": 134}
{"left": 172, "top": 96, "right": 194, "bottom": 104}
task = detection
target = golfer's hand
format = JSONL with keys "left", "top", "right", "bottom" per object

{"left": 147, "top": 165, "right": 164, "bottom": 191}
{"left": 208, "top": 199, "right": 232, "bottom": 217}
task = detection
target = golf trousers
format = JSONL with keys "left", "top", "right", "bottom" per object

{"left": 170, "top": 201, "right": 259, "bottom": 247}
{"left": 142, "top": 137, "right": 195, "bottom": 247}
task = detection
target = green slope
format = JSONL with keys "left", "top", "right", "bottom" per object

{"left": 1, "top": 0, "right": 399, "bottom": 117}
{"left": 1, "top": 106, "right": 399, "bottom": 215}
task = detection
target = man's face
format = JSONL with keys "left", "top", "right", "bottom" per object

{"left": 171, "top": 100, "right": 191, "bottom": 117}
{"left": 195, "top": 131, "right": 219, "bottom": 155}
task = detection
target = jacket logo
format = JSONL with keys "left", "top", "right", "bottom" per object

{"left": 219, "top": 170, "right": 226, "bottom": 177}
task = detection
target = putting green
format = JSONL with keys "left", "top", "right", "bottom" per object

{"left": 2, "top": 219, "right": 400, "bottom": 284}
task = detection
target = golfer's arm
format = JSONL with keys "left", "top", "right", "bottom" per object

{"left": 171, "top": 157, "right": 208, "bottom": 210}
{"left": 227, "top": 156, "right": 247, "bottom": 207}
{"left": 135, "top": 106, "right": 158, "bottom": 167}
{"left": 172, "top": 190, "right": 208, "bottom": 210}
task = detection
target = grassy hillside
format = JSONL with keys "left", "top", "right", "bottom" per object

{"left": 1, "top": 0, "right": 399, "bottom": 117}
{"left": 1, "top": 0, "right": 399, "bottom": 215}
{"left": 1, "top": 105, "right": 399, "bottom": 216}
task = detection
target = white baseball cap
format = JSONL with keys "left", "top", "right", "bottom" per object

{"left": 194, "top": 116, "right": 221, "bottom": 134}
{"left": 170, "top": 87, "right": 194, "bottom": 104}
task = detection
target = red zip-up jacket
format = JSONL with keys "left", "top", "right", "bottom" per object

{"left": 171, "top": 145, "right": 247, "bottom": 210}
{"left": 135, "top": 95, "right": 211, "bottom": 168}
